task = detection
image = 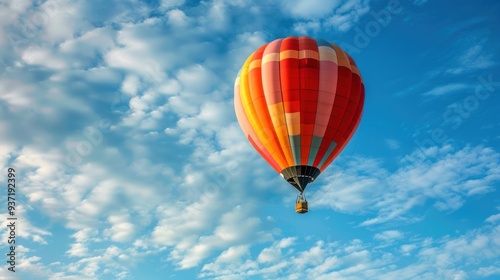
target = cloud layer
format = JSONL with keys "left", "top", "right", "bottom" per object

{"left": 0, "top": 0, "right": 499, "bottom": 279}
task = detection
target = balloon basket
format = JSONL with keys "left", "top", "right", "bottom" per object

{"left": 295, "top": 201, "right": 308, "bottom": 214}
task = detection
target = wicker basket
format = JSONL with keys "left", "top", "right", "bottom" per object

{"left": 295, "top": 201, "right": 308, "bottom": 213}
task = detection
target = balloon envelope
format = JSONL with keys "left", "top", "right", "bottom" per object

{"left": 234, "top": 36, "right": 364, "bottom": 192}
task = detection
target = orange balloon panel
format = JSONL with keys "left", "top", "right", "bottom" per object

{"left": 234, "top": 36, "right": 364, "bottom": 191}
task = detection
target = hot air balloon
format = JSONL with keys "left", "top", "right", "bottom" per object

{"left": 234, "top": 36, "right": 364, "bottom": 213}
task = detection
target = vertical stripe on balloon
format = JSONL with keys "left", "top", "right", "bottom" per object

{"left": 279, "top": 37, "right": 301, "bottom": 165}
{"left": 298, "top": 36, "right": 319, "bottom": 166}
{"left": 239, "top": 49, "right": 288, "bottom": 169}
{"left": 261, "top": 38, "right": 295, "bottom": 167}
{"left": 234, "top": 75, "right": 281, "bottom": 172}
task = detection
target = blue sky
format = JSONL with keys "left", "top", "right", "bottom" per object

{"left": 0, "top": 0, "right": 499, "bottom": 279}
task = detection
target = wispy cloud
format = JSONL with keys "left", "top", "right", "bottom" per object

{"left": 0, "top": 0, "right": 498, "bottom": 279}
{"left": 284, "top": 0, "right": 371, "bottom": 34}
{"left": 421, "top": 83, "right": 469, "bottom": 96}
{"left": 446, "top": 43, "right": 496, "bottom": 75}
{"left": 395, "top": 35, "right": 496, "bottom": 98}
{"left": 374, "top": 230, "right": 404, "bottom": 242}
{"left": 278, "top": 0, "right": 343, "bottom": 19}
{"left": 311, "top": 145, "right": 500, "bottom": 226}
{"left": 200, "top": 217, "right": 500, "bottom": 279}
{"left": 385, "top": 138, "right": 401, "bottom": 150}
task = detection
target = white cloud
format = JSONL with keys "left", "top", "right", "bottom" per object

{"left": 1, "top": 1, "right": 498, "bottom": 279}
{"left": 293, "top": 241, "right": 326, "bottom": 268}
{"left": 422, "top": 83, "right": 468, "bottom": 96}
{"left": 1, "top": 199, "right": 51, "bottom": 245}
{"left": 325, "top": 0, "right": 371, "bottom": 32}
{"left": 201, "top": 220, "right": 500, "bottom": 280}
{"left": 166, "top": 9, "right": 190, "bottom": 27}
{"left": 447, "top": 43, "right": 495, "bottom": 74}
{"left": 485, "top": 213, "right": 500, "bottom": 224}
{"left": 171, "top": 205, "right": 269, "bottom": 269}
{"left": 310, "top": 145, "right": 500, "bottom": 226}
{"left": 279, "top": 237, "right": 297, "bottom": 248}
{"left": 160, "top": 0, "right": 185, "bottom": 10}
{"left": 39, "top": 0, "right": 95, "bottom": 43}
{"left": 258, "top": 246, "right": 282, "bottom": 263}
{"left": 475, "top": 265, "right": 500, "bottom": 277}
{"left": 67, "top": 243, "right": 89, "bottom": 257}
{"left": 293, "top": 20, "right": 321, "bottom": 34}
{"left": 256, "top": 238, "right": 296, "bottom": 264}
{"left": 287, "top": 0, "right": 370, "bottom": 34}
{"left": 15, "top": 254, "right": 54, "bottom": 279}
{"left": 152, "top": 197, "right": 221, "bottom": 247}
{"left": 104, "top": 214, "right": 136, "bottom": 242}
{"left": 279, "top": 0, "right": 342, "bottom": 18}
{"left": 385, "top": 138, "right": 400, "bottom": 150}
{"left": 21, "top": 46, "right": 68, "bottom": 69}
{"left": 216, "top": 245, "right": 250, "bottom": 263}
{"left": 400, "top": 244, "right": 417, "bottom": 256}
{"left": 56, "top": 26, "right": 116, "bottom": 69}
{"left": 374, "top": 230, "right": 404, "bottom": 241}
{"left": 0, "top": 74, "right": 39, "bottom": 110}
{"left": 72, "top": 228, "right": 99, "bottom": 243}
{"left": 176, "top": 64, "right": 219, "bottom": 94}
{"left": 120, "top": 75, "right": 141, "bottom": 96}
{"left": 0, "top": 0, "right": 31, "bottom": 46}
